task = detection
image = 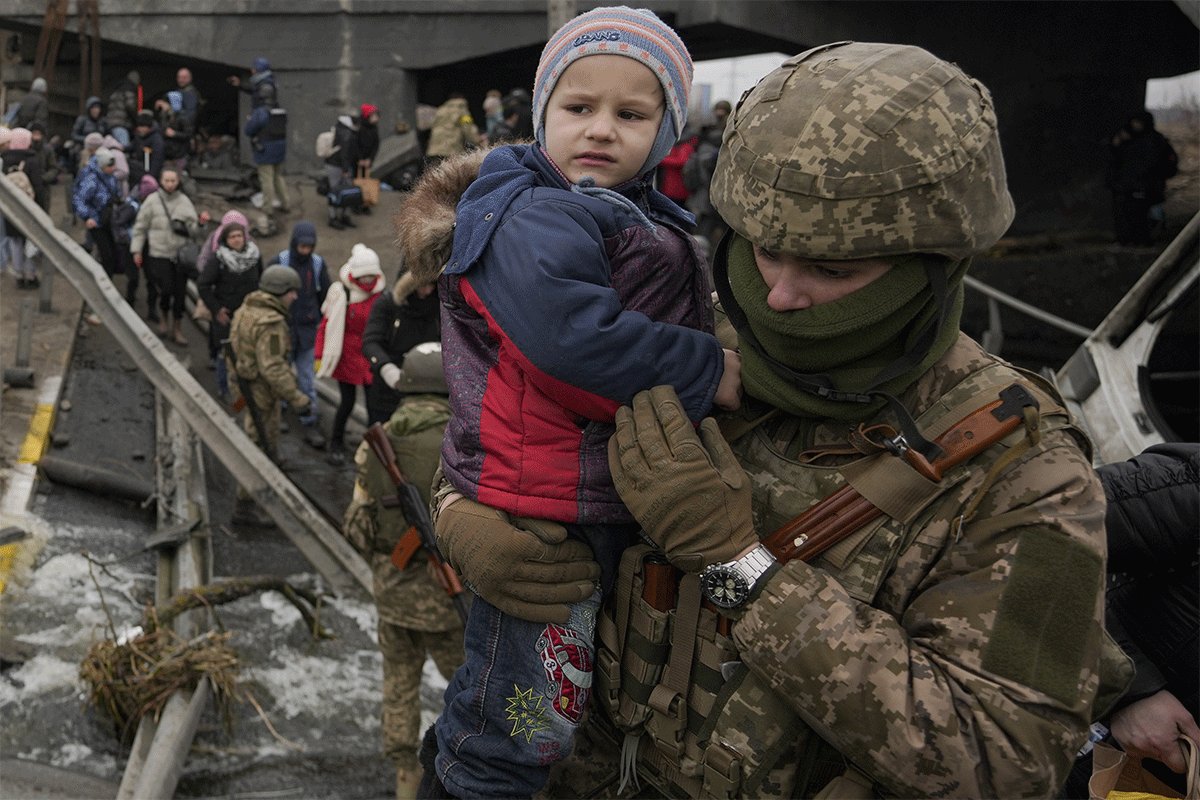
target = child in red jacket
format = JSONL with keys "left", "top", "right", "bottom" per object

{"left": 316, "top": 243, "right": 384, "bottom": 464}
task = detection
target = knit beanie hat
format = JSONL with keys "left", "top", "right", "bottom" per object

{"left": 360, "top": 103, "right": 378, "bottom": 120}
{"left": 31, "top": 77, "right": 47, "bottom": 93}
{"left": 102, "top": 134, "right": 125, "bottom": 152}
{"left": 8, "top": 128, "right": 32, "bottom": 151}
{"left": 84, "top": 132, "right": 104, "bottom": 150}
{"left": 94, "top": 147, "right": 117, "bottom": 168}
{"left": 533, "top": 5, "right": 692, "bottom": 176}
{"left": 135, "top": 110, "right": 155, "bottom": 127}
{"left": 341, "top": 243, "right": 383, "bottom": 280}
{"left": 253, "top": 57, "right": 271, "bottom": 73}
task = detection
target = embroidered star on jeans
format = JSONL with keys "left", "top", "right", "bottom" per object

{"left": 505, "top": 684, "right": 549, "bottom": 743}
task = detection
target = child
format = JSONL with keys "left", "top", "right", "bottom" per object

{"left": 268, "top": 221, "right": 332, "bottom": 435}
{"left": 426, "top": 7, "right": 739, "bottom": 798}
{"left": 315, "top": 243, "right": 384, "bottom": 465}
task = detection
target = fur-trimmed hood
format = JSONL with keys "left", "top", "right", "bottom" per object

{"left": 393, "top": 146, "right": 495, "bottom": 288}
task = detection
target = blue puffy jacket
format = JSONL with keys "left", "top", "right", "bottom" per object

{"left": 71, "top": 157, "right": 120, "bottom": 225}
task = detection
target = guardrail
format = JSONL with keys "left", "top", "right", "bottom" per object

{"left": 0, "top": 176, "right": 370, "bottom": 597}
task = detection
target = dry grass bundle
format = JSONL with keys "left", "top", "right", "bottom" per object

{"left": 79, "top": 623, "right": 239, "bottom": 742}
{"left": 79, "top": 566, "right": 333, "bottom": 744}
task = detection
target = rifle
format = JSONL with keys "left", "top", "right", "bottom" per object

{"left": 363, "top": 422, "right": 470, "bottom": 623}
{"left": 223, "top": 339, "right": 274, "bottom": 461}
{"left": 761, "top": 384, "right": 1039, "bottom": 564}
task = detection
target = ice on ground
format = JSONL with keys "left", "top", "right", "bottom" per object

{"left": 0, "top": 653, "right": 81, "bottom": 703}
{"left": 246, "top": 647, "right": 383, "bottom": 721}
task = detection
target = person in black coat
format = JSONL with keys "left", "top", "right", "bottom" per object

{"left": 197, "top": 223, "right": 263, "bottom": 400}
{"left": 128, "top": 111, "right": 166, "bottom": 188}
{"left": 1061, "top": 443, "right": 1199, "bottom": 798}
{"left": 361, "top": 270, "right": 440, "bottom": 424}
{"left": 1106, "top": 110, "right": 1179, "bottom": 246}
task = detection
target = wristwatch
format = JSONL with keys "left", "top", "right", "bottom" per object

{"left": 699, "top": 545, "right": 778, "bottom": 609}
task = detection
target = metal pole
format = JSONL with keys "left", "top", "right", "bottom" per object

{"left": 15, "top": 299, "right": 33, "bottom": 368}
{"left": 963, "top": 275, "right": 1094, "bottom": 340}
{"left": 38, "top": 266, "right": 53, "bottom": 313}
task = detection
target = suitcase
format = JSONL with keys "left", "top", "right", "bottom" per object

{"left": 327, "top": 184, "right": 364, "bottom": 209}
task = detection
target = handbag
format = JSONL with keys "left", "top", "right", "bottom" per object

{"left": 158, "top": 193, "right": 199, "bottom": 276}
{"left": 353, "top": 165, "right": 380, "bottom": 207}
{"left": 1089, "top": 735, "right": 1199, "bottom": 800}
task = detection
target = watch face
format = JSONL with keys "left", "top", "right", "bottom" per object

{"left": 701, "top": 567, "right": 750, "bottom": 609}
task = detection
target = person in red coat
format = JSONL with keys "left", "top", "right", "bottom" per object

{"left": 316, "top": 243, "right": 385, "bottom": 464}
{"left": 657, "top": 134, "right": 696, "bottom": 210}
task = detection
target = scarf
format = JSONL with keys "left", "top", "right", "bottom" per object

{"left": 316, "top": 265, "right": 383, "bottom": 379}
{"left": 724, "top": 234, "right": 966, "bottom": 422}
{"left": 215, "top": 240, "right": 261, "bottom": 274}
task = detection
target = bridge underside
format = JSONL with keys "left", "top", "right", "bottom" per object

{"left": 1, "top": 1, "right": 1195, "bottom": 234}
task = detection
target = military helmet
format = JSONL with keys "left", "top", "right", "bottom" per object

{"left": 397, "top": 342, "right": 447, "bottom": 394}
{"left": 710, "top": 42, "right": 1015, "bottom": 261}
{"left": 259, "top": 264, "right": 301, "bottom": 295}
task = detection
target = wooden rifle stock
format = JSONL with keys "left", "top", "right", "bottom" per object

{"left": 761, "top": 385, "right": 1037, "bottom": 565}
{"left": 364, "top": 423, "right": 469, "bottom": 623}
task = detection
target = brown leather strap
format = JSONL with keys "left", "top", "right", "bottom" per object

{"left": 761, "top": 383, "right": 1040, "bottom": 564}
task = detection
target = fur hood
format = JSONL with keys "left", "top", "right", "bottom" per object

{"left": 393, "top": 146, "right": 495, "bottom": 289}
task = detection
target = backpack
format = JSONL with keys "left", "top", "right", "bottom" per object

{"left": 4, "top": 160, "right": 35, "bottom": 201}
{"left": 263, "top": 107, "right": 288, "bottom": 141}
{"left": 315, "top": 127, "right": 340, "bottom": 159}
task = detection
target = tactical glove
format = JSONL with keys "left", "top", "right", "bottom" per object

{"left": 435, "top": 497, "right": 601, "bottom": 624}
{"left": 609, "top": 385, "right": 758, "bottom": 572}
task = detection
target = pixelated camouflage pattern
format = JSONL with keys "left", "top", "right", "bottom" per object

{"left": 710, "top": 42, "right": 1015, "bottom": 261}
{"left": 379, "top": 620, "right": 463, "bottom": 763}
{"left": 722, "top": 334, "right": 1122, "bottom": 798}
{"left": 342, "top": 397, "right": 466, "bottom": 766}
{"left": 227, "top": 290, "right": 309, "bottom": 412}
{"left": 545, "top": 334, "right": 1127, "bottom": 799}
{"left": 342, "top": 396, "right": 461, "bottom": 632}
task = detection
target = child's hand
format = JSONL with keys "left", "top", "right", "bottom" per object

{"left": 714, "top": 348, "right": 742, "bottom": 411}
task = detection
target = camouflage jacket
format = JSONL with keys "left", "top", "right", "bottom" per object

{"left": 227, "top": 290, "right": 307, "bottom": 409}
{"left": 426, "top": 99, "right": 478, "bottom": 158}
{"left": 719, "top": 333, "right": 1126, "bottom": 798}
{"left": 343, "top": 396, "right": 460, "bottom": 631}
{"left": 550, "top": 333, "right": 1131, "bottom": 800}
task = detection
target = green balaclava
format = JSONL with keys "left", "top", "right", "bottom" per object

{"left": 721, "top": 233, "right": 968, "bottom": 422}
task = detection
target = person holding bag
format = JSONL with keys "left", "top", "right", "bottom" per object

{"left": 130, "top": 166, "right": 209, "bottom": 344}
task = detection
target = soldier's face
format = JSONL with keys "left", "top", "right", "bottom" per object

{"left": 543, "top": 55, "right": 664, "bottom": 188}
{"left": 752, "top": 245, "right": 892, "bottom": 311}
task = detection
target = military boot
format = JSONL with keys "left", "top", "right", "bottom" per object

{"left": 396, "top": 766, "right": 420, "bottom": 800}
{"left": 231, "top": 497, "right": 276, "bottom": 529}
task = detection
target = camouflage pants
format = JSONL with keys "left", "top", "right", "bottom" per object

{"left": 379, "top": 621, "right": 464, "bottom": 767}
{"left": 236, "top": 380, "right": 281, "bottom": 500}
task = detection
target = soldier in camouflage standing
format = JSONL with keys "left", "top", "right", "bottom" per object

{"left": 342, "top": 342, "right": 464, "bottom": 800}
{"left": 433, "top": 42, "right": 1133, "bottom": 798}
{"left": 227, "top": 264, "right": 311, "bottom": 527}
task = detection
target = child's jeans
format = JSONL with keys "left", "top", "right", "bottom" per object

{"left": 433, "top": 522, "right": 636, "bottom": 799}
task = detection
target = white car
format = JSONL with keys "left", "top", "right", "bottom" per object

{"left": 1054, "top": 213, "right": 1199, "bottom": 464}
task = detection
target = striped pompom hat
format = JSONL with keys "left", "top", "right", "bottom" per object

{"left": 533, "top": 5, "right": 693, "bottom": 175}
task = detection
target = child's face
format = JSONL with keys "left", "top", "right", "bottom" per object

{"left": 543, "top": 55, "right": 664, "bottom": 188}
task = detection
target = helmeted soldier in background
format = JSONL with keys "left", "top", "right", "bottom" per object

{"left": 341, "top": 342, "right": 464, "bottom": 800}
{"left": 227, "top": 264, "right": 311, "bottom": 527}
{"left": 434, "top": 42, "right": 1132, "bottom": 799}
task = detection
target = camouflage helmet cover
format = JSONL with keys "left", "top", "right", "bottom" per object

{"left": 259, "top": 264, "right": 301, "bottom": 295}
{"left": 710, "top": 42, "right": 1015, "bottom": 261}
{"left": 398, "top": 342, "right": 447, "bottom": 395}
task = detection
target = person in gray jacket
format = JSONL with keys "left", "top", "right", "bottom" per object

{"left": 14, "top": 77, "right": 49, "bottom": 130}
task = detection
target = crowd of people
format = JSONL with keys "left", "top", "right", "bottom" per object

{"left": 1, "top": 9, "right": 1196, "bottom": 800}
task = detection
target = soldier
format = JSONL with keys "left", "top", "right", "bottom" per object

{"left": 424, "top": 94, "right": 479, "bottom": 164}
{"left": 227, "top": 264, "right": 311, "bottom": 527}
{"left": 432, "top": 42, "right": 1133, "bottom": 798}
{"left": 341, "top": 342, "right": 465, "bottom": 800}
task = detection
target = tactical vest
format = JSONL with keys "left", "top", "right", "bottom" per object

{"left": 591, "top": 348, "right": 1088, "bottom": 799}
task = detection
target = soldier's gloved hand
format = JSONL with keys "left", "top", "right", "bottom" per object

{"left": 380, "top": 363, "right": 403, "bottom": 390}
{"left": 435, "top": 497, "right": 601, "bottom": 624}
{"left": 609, "top": 385, "right": 757, "bottom": 572}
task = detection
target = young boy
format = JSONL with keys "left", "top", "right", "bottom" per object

{"left": 427, "top": 7, "right": 740, "bottom": 798}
